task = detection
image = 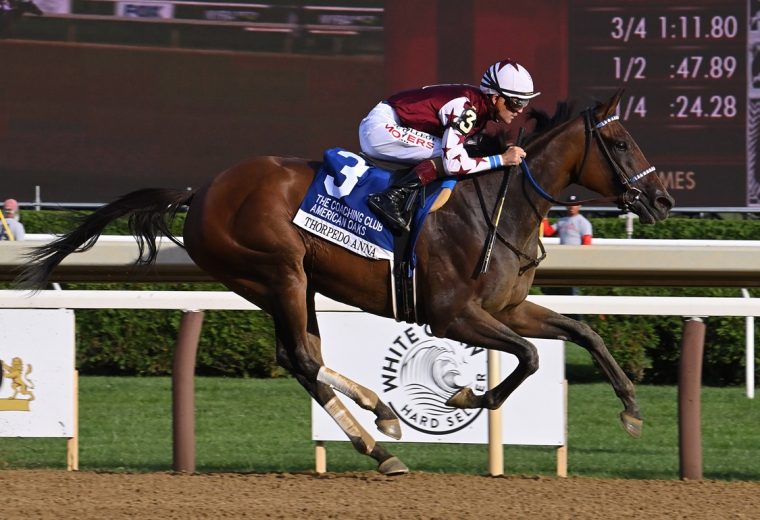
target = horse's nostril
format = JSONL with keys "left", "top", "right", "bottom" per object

{"left": 657, "top": 194, "right": 674, "bottom": 212}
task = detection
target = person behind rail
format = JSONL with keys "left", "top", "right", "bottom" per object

{"left": 0, "top": 198, "right": 26, "bottom": 241}
{"left": 542, "top": 196, "right": 593, "bottom": 246}
{"left": 359, "top": 58, "right": 541, "bottom": 232}
{"left": 541, "top": 196, "right": 592, "bottom": 318}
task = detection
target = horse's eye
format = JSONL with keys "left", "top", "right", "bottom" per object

{"left": 614, "top": 140, "right": 628, "bottom": 152}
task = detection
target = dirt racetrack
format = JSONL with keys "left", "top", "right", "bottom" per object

{"left": 3, "top": 470, "right": 759, "bottom": 519}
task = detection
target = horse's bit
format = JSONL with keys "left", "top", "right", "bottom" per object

{"left": 521, "top": 108, "right": 655, "bottom": 211}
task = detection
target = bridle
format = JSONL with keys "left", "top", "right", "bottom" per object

{"left": 521, "top": 107, "right": 655, "bottom": 211}
{"left": 474, "top": 106, "right": 656, "bottom": 275}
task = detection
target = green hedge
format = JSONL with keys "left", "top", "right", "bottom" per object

{"left": 9, "top": 210, "right": 760, "bottom": 385}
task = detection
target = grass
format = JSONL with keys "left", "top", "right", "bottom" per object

{"left": 0, "top": 346, "right": 757, "bottom": 479}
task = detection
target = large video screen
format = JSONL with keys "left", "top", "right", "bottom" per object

{"left": 568, "top": 0, "right": 752, "bottom": 208}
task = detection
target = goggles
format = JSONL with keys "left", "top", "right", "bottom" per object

{"left": 505, "top": 96, "right": 530, "bottom": 112}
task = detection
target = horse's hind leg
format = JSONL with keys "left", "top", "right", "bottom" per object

{"left": 306, "top": 374, "right": 408, "bottom": 475}
{"left": 268, "top": 279, "right": 407, "bottom": 475}
{"left": 278, "top": 334, "right": 407, "bottom": 475}
{"left": 317, "top": 366, "right": 402, "bottom": 440}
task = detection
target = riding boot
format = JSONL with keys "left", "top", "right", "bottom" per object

{"left": 368, "top": 159, "right": 440, "bottom": 232}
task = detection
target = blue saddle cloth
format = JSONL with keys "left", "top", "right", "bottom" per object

{"left": 293, "top": 147, "right": 456, "bottom": 264}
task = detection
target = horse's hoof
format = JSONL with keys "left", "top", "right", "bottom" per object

{"left": 446, "top": 387, "right": 478, "bottom": 409}
{"left": 376, "top": 418, "right": 402, "bottom": 440}
{"left": 620, "top": 411, "right": 643, "bottom": 438}
{"left": 378, "top": 456, "right": 409, "bottom": 476}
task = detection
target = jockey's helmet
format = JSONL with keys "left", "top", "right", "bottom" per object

{"left": 480, "top": 60, "right": 541, "bottom": 105}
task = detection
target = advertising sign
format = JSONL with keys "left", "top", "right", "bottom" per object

{"left": 0, "top": 309, "right": 75, "bottom": 437}
{"left": 116, "top": 1, "right": 174, "bottom": 19}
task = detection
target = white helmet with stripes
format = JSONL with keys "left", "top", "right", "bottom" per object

{"left": 480, "top": 59, "right": 541, "bottom": 100}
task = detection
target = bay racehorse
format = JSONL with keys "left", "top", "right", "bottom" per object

{"left": 19, "top": 90, "right": 674, "bottom": 474}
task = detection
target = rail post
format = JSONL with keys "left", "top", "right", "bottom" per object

{"left": 678, "top": 317, "right": 705, "bottom": 480}
{"left": 487, "top": 349, "right": 503, "bottom": 476}
{"left": 741, "top": 289, "right": 755, "bottom": 399}
{"left": 172, "top": 309, "right": 204, "bottom": 473}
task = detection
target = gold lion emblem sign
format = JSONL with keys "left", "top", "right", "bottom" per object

{"left": 0, "top": 357, "right": 35, "bottom": 411}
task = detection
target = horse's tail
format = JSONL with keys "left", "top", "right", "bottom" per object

{"left": 17, "top": 188, "right": 195, "bottom": 290}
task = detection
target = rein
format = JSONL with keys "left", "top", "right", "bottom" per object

{"left": 521, "top": 109, "right": 655, "bottom": 210}
{"left": 474, "top": 178, "right": 546, "bottom": 275}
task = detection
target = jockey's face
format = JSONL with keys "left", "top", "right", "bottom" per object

{"left": 491, "top": 95, "right": 523, "bottom": 125}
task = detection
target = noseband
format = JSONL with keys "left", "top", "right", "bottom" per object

{"left": 521, "top": 108, "right": 655, "bottom": 211}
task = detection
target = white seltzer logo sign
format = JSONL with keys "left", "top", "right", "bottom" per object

{"left": 380, "top": 328, "right": 486, "bottom": 434}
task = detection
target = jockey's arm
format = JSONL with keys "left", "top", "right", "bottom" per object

{"left": 437, "top": 97, "right": 507, "bottom": 176}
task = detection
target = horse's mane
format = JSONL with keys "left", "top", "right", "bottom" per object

{"left": 524, "top": 101, "right": 575, "bottom": 144}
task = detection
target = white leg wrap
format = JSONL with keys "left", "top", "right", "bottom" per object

{"left": 317, "top": 366, "right": 378, "bottom": 410}
{"left": 324, "top": 397, "right": 375, "bottom": 454}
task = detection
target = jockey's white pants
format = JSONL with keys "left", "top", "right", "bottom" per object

{"left": 359, "top": 102, "right": 442, "bottom": 163}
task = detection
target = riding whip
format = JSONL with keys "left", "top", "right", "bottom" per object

{"left": 479, "top": 127, "right": 525, "bottom": 274}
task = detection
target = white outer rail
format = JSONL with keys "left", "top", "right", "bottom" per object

{"left": 0, "top": 290, "right": 755, "bottom": 399}
{"left": 1, "top": 290, "right": 759, "bottom": 315}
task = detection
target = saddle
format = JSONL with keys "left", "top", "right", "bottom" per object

{"left": 292, "top": 148, "right": 457, "bottom": 324}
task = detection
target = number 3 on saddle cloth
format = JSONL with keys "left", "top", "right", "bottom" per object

{"left": 292, "top": 147, "right": 456, "bottom": 322}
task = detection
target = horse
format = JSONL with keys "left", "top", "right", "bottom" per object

{"left": 19, "top": 89, "right": 674, "bottom": 475}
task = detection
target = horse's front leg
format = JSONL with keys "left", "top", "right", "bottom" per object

{"left": 501, "top": 299, "right": 642, "bottom": 438}
{"left": 440, "top": 307, "right": 540, "bottom": 411}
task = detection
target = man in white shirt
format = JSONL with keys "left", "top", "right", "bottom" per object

{"left": 543, "top": 196, "right": 593, "bottom": 245}
{"left": 541, "top": 196, "right": 592, "bottom": 317}
{"left": 0, "top": 198, "right": 26, "bottom": 241}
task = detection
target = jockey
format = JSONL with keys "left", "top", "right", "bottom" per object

{"left": 360, "top": 59, "right": 541, "bottom": 232}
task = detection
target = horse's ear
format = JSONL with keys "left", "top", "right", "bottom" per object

{"left": 601, "top": 88, "right": 625, "bottom": 118}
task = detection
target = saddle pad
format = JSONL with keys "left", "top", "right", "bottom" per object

{"left": 293, "top": 147, "right": 455, "bottom": 261}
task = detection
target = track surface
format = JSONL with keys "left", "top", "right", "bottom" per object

{"left": 4, "top": 470, "right": 759, "bottom": 519}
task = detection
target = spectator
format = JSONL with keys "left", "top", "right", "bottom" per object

{"left": 0, "top": 198, "right": 26, "bottom": 241}
{"left": 541, "top": 196, "right": 591, "bottom": 317}
{"left": 542, "top": 196, "right": 592, "bottom": 246}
